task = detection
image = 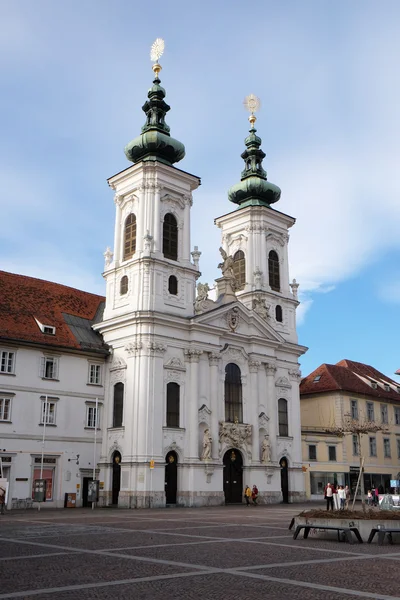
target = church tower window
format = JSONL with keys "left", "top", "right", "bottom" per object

{"left": 123, "top": 214, "right": 137, "bottom": 261}
{"left": 120, "top": 276, "right": 128, "bottom": 295}
{"left": 278, "top": 398, "right": 288, "bottom": 436}
{"left": 233, "top": 251, "right": 246, "bottom": 291}
{"left": 166, "top": 382, "right": 180, "bottom": 427}
{"left": 224, "top": 363, "right": 243, "bottom": 423}
{"left": 113, "top": 382, "right": 124, "bottom": 428}
{"left": 275, "top": 304, "right": 283, "bottom": 322}
{"left": 163, "top": 213, "right": 178, "bottom": 260}
{"left": 268, "top": 250, "right": 280, "bottom": 291}
{"left": 168, "top": 275, "right": 178, "bottom": 295}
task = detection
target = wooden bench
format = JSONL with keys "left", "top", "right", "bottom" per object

{"left": 293, "top": 524, "right": 363, "bottom": 544}
{"left": 367, "top": 528, "right": 400, "bottom": 545}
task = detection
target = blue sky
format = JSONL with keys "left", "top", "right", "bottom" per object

{"left": 1, "top": 1, "right": 399, "bottom": 380}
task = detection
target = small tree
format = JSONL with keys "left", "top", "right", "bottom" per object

{"left": 326, "top": 413, "right": 388, "bottom": 510}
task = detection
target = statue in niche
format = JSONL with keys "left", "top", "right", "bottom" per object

{"left": 261, "top": 435, "right": 272, "bottom": 463}
{"left": 201, "top": 429, "right": 212, "bottom": 460}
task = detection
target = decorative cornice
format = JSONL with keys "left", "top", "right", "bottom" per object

{"left": 164, "top": 357, "right": 186, "bottom": 371}
{"left": 266, "top": 232, "right": 286, "bottom": 247}
{"left": 148, "top": 342, "right": 167, "bottom": 353}
{"left": 275, "top": 376, "right": 292, "bottom": 389}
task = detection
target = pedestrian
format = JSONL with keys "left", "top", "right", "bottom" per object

{"left": 0, "top": 485, "right": 5, "bottom": 515}
{"left": 367, "top": 490, "right": 373, "bottom": 506}
{"left": 374, "top": 486, "right": 379, "bottom": 506}
{"left": 252, "top": 485, "right": 259, "bottom": 506}
{"left": 324, "top": 482, "right": 334, "bottom": 511}
{"left": 244, "top": 485, "right": 251, "bottom": 506}
{"left": 338, "top": 485, "right": 346, "bottom": 510}
{"left": 344, "top": 485, "right": 351, "bottom": 510}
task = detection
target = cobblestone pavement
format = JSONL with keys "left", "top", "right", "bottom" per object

{"left": 0, "top": 503, "right": 399, "bottom": 599}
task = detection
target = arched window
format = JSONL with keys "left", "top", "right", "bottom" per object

{"left": 166, "top": 382, "right": 180, "bottom": 427}
{"left": 120, "top": 275, "right": 128, "bottom": 295}
{"left": 233, "top": 250, "right": 246, "bottom": 291}
{"left": 268, "top": 250, "right": 280, "bottom": 291}
{"left": 278, "top": 398, "right": 288, "bottom": 437}
{"left": 163, "top": 213, "right": 178, "bottom": 261}
{"left": 275, "top": 304, "right": 283, "bottom": 322}
{"left": 224, "top": 363, "right": 243, "bottom": 423}
{"left": 113, "top": 382, "right": 124, "bottom": 428}
{"left": 168, "top": 275, "right": 178, "bottom": 295}
{"left": 123, "top": 214, "right": 136, "bottom": 261}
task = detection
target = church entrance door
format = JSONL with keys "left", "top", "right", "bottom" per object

{"left": 165, "top": 451, "right": 178, "bottom": 504}
{"left": 223, "top": 449, "right": 243, "bottom": 504}
{"left": 280, "top": 456, "right": 289, "bottom": 503}
{"left": 112, "top": 451, "right": 121, "bottom": 505}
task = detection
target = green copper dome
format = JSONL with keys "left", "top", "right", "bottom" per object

{"left": 228, "top": 123, "right": 281, "bottom": 207}
{"left": 124, "top": 74, "right": 185, "bottom": 166}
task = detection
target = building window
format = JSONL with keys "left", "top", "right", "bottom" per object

{"left": 40, "top": 356, "right": 59, "bottom": 380}
{"left": 86, "top": 405, "right": 99, "bottom": 428}
{"left": 233, "top": 251, "right": 245, "bottom": 290}
{"left": 123, "top": 214, "right": 136, "bottom": 260}
{"left": 275, "top": 305, "right": 283, "bottom": 322}
{"left": 308, "top": 445, "right": 317, "bottom": 460}
{"left": 381, "top": 404, "right": 388, "bottom": 424}
{"left": 268, "top": 250, "right": 280, "bottom": 292}
{"left": 32, "top": 457, "right": 56, "bottom": 501}
{"left": 328, "top": 446, "right": 336, "bottom": 461}
{"left": 224, "top": 363, "right": 243, "bottom": 423}
{"left": 278, "top": 398, "right": 288, "bottom": 437}
{"left": 113, "top": 383, "right": 124, "bottom": 428}
{"left": 366, "top": 402, "right": 374, "bottom": 422}
{"left": 369, "top": 437, "right": 377, "bottom": 457}
{"left": 397, "top": 439, "right": 400, "bottom": 459}
{"left": 163, "top": 213, "right": 178, "bottom": 261}
{"left": 120, "top": 276, "right": 128, "bottom": 295}
{"left": 0, "top": 397, "right": 11, "bottom": 421}
{"left": 394, "top": 407, "right": 400, "bottom": 425}
{"left": 168, "top": 275, "right": 178, "bottom": 295}
{"left": 0, "top": 350, "right": 15, "bottom": 374}
{"left": 166, "top": 382, "right": 180, "bottom": 427}
{"left": 352, "top": 434, "right": 359, "bottom": 456}
{"left": 350, "top": 399, "right": 358, "bottom": 420}
{"left": 383, "top": 438, "right": 391, "bottom": 458}
{"left": 40, "top": 398, "right": 57, "bottom": 425}
{"left": 88, "top": 364, "right": 102, "bottom": 385}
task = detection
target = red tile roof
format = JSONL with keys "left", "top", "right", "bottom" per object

{"left": 300, "top": 359, "right": 400, "bottom": 402}
{"left": 0, "top": 271, "right": 107, "bottom": 353}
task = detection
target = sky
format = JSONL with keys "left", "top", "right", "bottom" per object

{"left": 1, "top": 0, "right": 399, "bottom": 380}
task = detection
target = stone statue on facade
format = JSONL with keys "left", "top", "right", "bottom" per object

{"left": 197, "top": 282, "right": 209, "bottom": 302}
{"left": 252, "top": 293, "right": 270, "bottom": 320}
{"left": 194, "top": 282, "right": 215, "bottom": 315}
{"left": 201, "top": 428, "right": 212, "bottom": 460}
{"left": 218, "top": 247, "right": 237, "bottom": 284}
{"left": 261, "top": 435, "right": 272, "bottom": 463}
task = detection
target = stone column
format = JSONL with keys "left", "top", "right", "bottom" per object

{"left": 113, "top": 195, "right": 123, "bottom": 264}
{"left": 265, "top": 362, "right": 277, "bottom": 460}
{"left": 183, "top": 195, "right": 192, "bottom": 262}
{"left": 185, "top": 349, "right": 202, "bottom": 460}
{"left": 153, "top": 185, "right": 162, "bottom": 253}
{"left": 246, "top": 228, "right": 254, "bottom": 291}
{"left": 136, "top": 186, "right": 145, "bottom": 254}
{"left": 208, "top": 353, "right": 220, "bottom": 459}
{"left": 249, "top": 359, "right": 261, "bottom": 463}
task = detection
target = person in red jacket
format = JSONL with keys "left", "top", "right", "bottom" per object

{"left": 252, "top": 485, "right": 259, "bottom": 505}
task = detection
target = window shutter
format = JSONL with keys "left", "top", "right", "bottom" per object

{"left": 40, "top": 356, "right": 46, "bottom": 378}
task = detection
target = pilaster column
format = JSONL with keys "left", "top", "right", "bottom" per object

{"left": 185, "top": 348, "right": 203, "bottom": 460}
{"left": 208, "top": 353, "right": 220, "bottom": 459}
{"left": 265, "top": 362, "right": 277, "bottom": 459}
{"left": 183, "top": 195, "right": 192, "bottom": 261}
{"left": 113, "top": 195, "right": 123, "bottom": 264}
{"left": 136, "top": 186, "right": 145, "bottom": 253}
{"left": 246, "top": 228, "right": 254, "bottom": 290}
{"left": 153, "top": 185, "right": 162, "bottom": 253}
{"left": 249, "top": 359, "right": 262, "bottom": 463}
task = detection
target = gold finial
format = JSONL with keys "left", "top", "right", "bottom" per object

{"left": 243, "top": 94, "right": 261, "bottom": 127}
{"left": 150, "top": 38, "right": 165, "bottom": 78}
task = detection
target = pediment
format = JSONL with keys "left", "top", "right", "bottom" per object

{"left": 192, "top": 302, "right": 285, "bottom": 344}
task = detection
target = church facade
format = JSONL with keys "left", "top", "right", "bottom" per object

{"left": 95, "top": 52, "right": 307, "bottom": 507}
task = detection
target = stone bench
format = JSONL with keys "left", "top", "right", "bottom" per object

{"left": 367, "top": 528, "right": 400, "bottom": 545}
{"left": 293, "top": 524, "right": 363, "bottom": 544}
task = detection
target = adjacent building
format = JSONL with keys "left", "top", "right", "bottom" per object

{"left": 0, "top": 271, "right": 108, "bottom": 508}
{"left": 300, "top": 359, "right": 400, "bottom": 499}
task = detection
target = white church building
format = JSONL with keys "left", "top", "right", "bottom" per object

{"left": 0, "top": 45, "right": 307, "bottom": 508}
{"left": 95, "top": 51, "right": 307, "bottom": 507}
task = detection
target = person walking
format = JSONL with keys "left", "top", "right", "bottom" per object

{"left": 338, "top": 485, "right": 346, "bottom": 510}
{"left": 244, "top": 486, "right": 251, "bottom": 506}
{"left": 324, "top": 482, "right": 334, "bottom": 511}
{"left": 252, "top": 485, "right": 259, "bottom": 506}
{"left": 374, "top": 486, "right": 379, "bottom": 507}
{"left": 344, "top": 485, "right": 351, "bottom": 510}
{"left": 0, "top": 485, "right": 6, "bottom": 515}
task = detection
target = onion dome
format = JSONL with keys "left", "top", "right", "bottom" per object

{"left": 228, "top": 108, "right": 281, "bottom": 207}
{"left": 124, "top": 41, "right": 185, "bottom": 166}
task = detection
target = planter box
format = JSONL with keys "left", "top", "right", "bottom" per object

{"left": 294, "top": 515, "right": 400, "bottom": 543}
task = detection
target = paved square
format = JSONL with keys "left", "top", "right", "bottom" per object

{"left": 0, "top": 504, "right": 399, "bottom": 599}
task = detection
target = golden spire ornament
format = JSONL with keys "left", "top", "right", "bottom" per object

{"left": 150, "top": 38, "right": 165, "bottom": 78}
{"left": 243, "top": 94, "right": 261, "bottom": 127}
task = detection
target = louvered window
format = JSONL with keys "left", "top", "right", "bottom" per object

{"left": 268, "top": 250, "right": 280, "bottom": 291}
{"left": 233, "top": 251, "right": 245, "bottom": 290}
{"left": 163, "top": 213, "right": 178, "bottom": 260}
{"left": 123, "top": 214, "right": 136, "bottom": 260}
